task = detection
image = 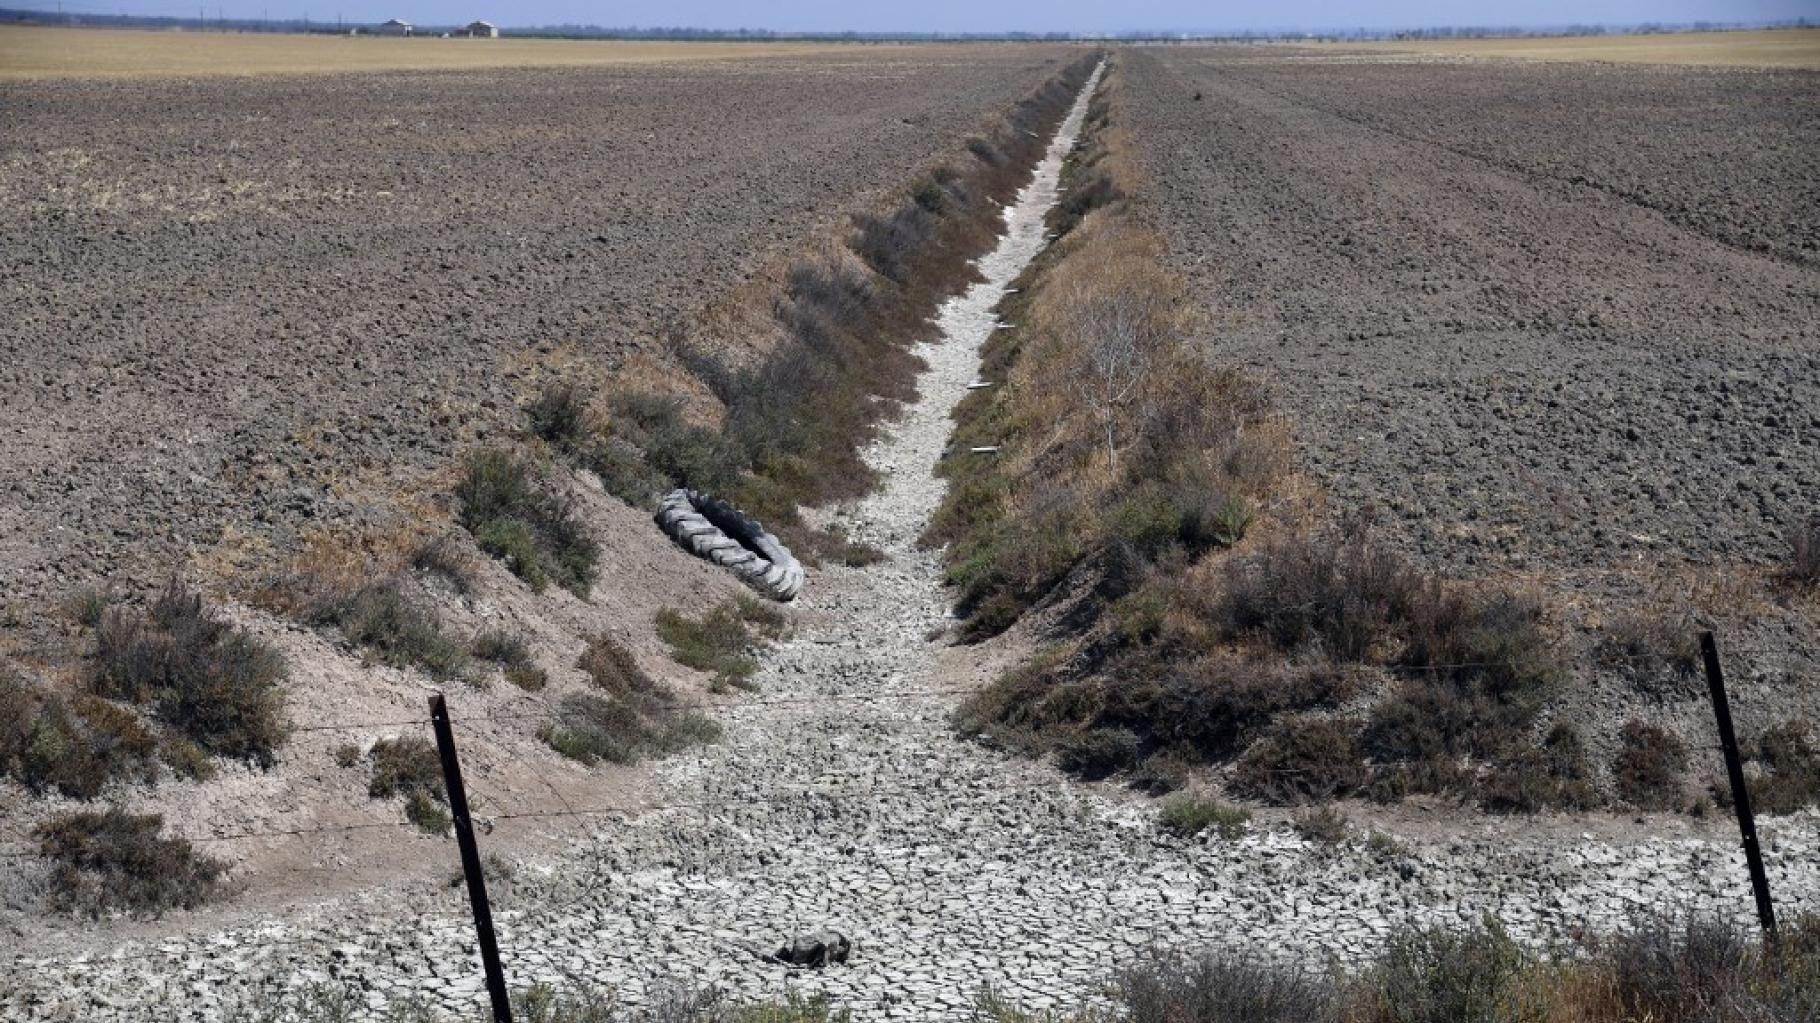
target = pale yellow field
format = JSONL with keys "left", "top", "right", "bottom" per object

{"left": 0, "top": 25, "right": 871, "bottom": 80}
{"left": 1328, "top": 27, "right": 1820, "bottom": 70}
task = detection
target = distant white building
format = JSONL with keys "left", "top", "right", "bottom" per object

{"left": 463, "top": 20, "right": 498, "bottom": 38}
{"left": 378, "top": 18, "right": 413, "bottom": 36}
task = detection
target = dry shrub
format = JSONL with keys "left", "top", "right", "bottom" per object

{"left": 332, "top": 580, "right": 474, "bottom": 683}
{"left": 1612, "top": 720, "right": 1687, "bottom": 810}
{"left": 1113, "top": 950, "right": 1337, "bottom": 1023}
{"left": 1595, "top": 607, "right": 1700, "bottom": 687}
{"left": 542, "top": 635, "right": 721, "bottom": 766}
{"left": 456, "top": 447, "right": 598, "bottom": 597}
{"left": 1360, "top": 917, "right": 1540, "bottom": 1023}
{"left": 35, "top": 809, "right": 227, "bottom": 917}
{"left": 92, "top": 580, "right": 288, "bottom": 767}
{"left": 1478, "top": 721, "right": 1601, "bottom": 813}
{"left": 0, "top": 675, "right": 161, "bottom": 799}
{"left": 1233, "top": 717, "right": 1367, "bottom": 804}
{"left": 654, "top": 596, "right": 786, "bottom": 692}
{"left": 526, "top": 382, "right": 592, "bottom": 449}
{"left": 471, "top": 628, "right": 546, "bottom": 691}
{"left": 367, "top": 736, "right": 449, "bottom": 835}
{"left": 409, "top": 533, "right": 479, "bottom": 596}
{"left": 1748, "top": 719, "right": 1820, "bottom": 815}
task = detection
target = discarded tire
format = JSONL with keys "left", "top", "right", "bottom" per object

{"left": 655, "top": 489, "right": 804, "bottom": 602}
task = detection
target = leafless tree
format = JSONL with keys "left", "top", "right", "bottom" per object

{"left": 1065, "top": 282, "right": 1169, "bottom": 471}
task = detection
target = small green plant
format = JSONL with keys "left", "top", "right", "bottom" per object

{"left": 333, "top": 743, "right": 361, "bottom": 769}
{"left": 654, "top": 597, "right": 786, "bottom": 691}
{"left": 1158, "top": 792, "right": 1249, "bottom": 840}
{"left": 457, "top": 448, "right": 599, "bottom": 598}
{"left": 1209, "top": 495, "right": 1255, "bottom": 547}
{"left": 35, "top": 809, "right": 227, "bottom": 917}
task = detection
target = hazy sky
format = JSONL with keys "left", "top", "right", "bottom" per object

{"left": 47, "top": 0, "right": 1820, "bottom": 33}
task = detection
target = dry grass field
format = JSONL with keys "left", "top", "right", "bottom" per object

{"left": 1325, "top": 26, "right": 1820, "bottom": 69}
{"left": 0, "top": 24, "right": 870, "bottom": 80}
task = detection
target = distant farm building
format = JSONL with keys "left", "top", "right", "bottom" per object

{"left": 463, "top": 20, "right": 498, "bottom": 38}
{"left": 378, "top": 18, "right": 413, "bottom": 36}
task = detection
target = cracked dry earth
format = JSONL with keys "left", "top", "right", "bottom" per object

{"left": 7, "top": 61, "right": 1820, "bottom": 1023}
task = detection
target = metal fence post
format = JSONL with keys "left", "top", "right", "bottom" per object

{"left": 1699, "top": 631, "right": 1777, "bottom": 942}
{"left": 429, "top": 693, "right": 515, "bottom": 1022}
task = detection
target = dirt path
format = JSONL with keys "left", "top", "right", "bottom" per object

{"left": 7, "top": 59, "right": 1820, "bottom": 1022}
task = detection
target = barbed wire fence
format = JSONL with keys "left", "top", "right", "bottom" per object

{"left": 0, "top": 634, "right": 1810, "bottom": 1019}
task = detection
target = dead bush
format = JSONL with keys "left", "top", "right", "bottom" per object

{"left": 471, "top": 629, "right": 546, "bottom": 691}
{"left": 1749, "top": 719, "right": 1820, "bottom": 815}
{"left": 1479, "top": 722, "right": 1601, "bottom": 814}
{"left": 1057, "top": 727, "right": 1142, "bottom": 780}
{"left": 527, "top": 382, "right": 590, "bottom": 449}
{"left": 1595, "top": 608, "right": 1700, "bottom": 685}
{"left": 1612, "top": 720, "right": 1687, "bottom": 810}
{"left": 1232, "top": 717, "right": 1367, "bottom": 804}
{"left": 456, "top": 448, "right": 598, "bottom": 597}
{"left": 1218, "top": 533, "right": 1418, "bottom": 662}
{"left": 0, "top": 675, "right": 161, "bottom": 799}
{"left": 409, "top": 534, "right": 478, "bottom": 596}
{"left": 35, "top": 809, "right": 227, "bottom": 917}
{"left": 1598, "top": 915, "right": 1757, "bottom": 1023}
{"left": 1293, "top": 805, "right": 1351, "bottom": 845}
{"left": 1113, "top": 949, "right": 1337, "bottom": 1023}
{"left": 367, "top": 737, "right": 448, "bottom": 836}
{"left": 92, "top": 580, "right": 288, "bottom": 767}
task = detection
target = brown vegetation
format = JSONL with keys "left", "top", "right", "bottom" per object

{"left": 539, "top": 635, "right": 720, "bottom": 766}
{"left": 34, "top": 809, "right": 227, "bottom": 917}
{"left": 91, "top": 580, "right": 288, "bottom": 767}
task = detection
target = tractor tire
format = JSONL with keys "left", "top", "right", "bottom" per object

{"left": 654, "top": 489, "right": 804, "bottom": 602}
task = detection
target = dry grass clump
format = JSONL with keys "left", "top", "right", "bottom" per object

{"left": 655, "top": 596, "right": 788, "bottom": 692}
{"left": 367, "top": 736, "right": 450, "bottom": 835}
{"left": 933, "top": 221, "right": 1283, "bottom": 644}
{"left": 540, "top": 635, "right": 720, "bottom": 766}
{"left": 91, "top": 580, "right": 288, "bottom": 767}
{"left": 471, "top": 628, "right": 548, "bottom": 691}
{"left": 34, "top": 808, "right": 227, "bottom": 917}
{"left": 457, "top": 448, "right": 598, "bottom": 597}
{"left": 1156, "top": 792, "right": 1249, "bottom": 839}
